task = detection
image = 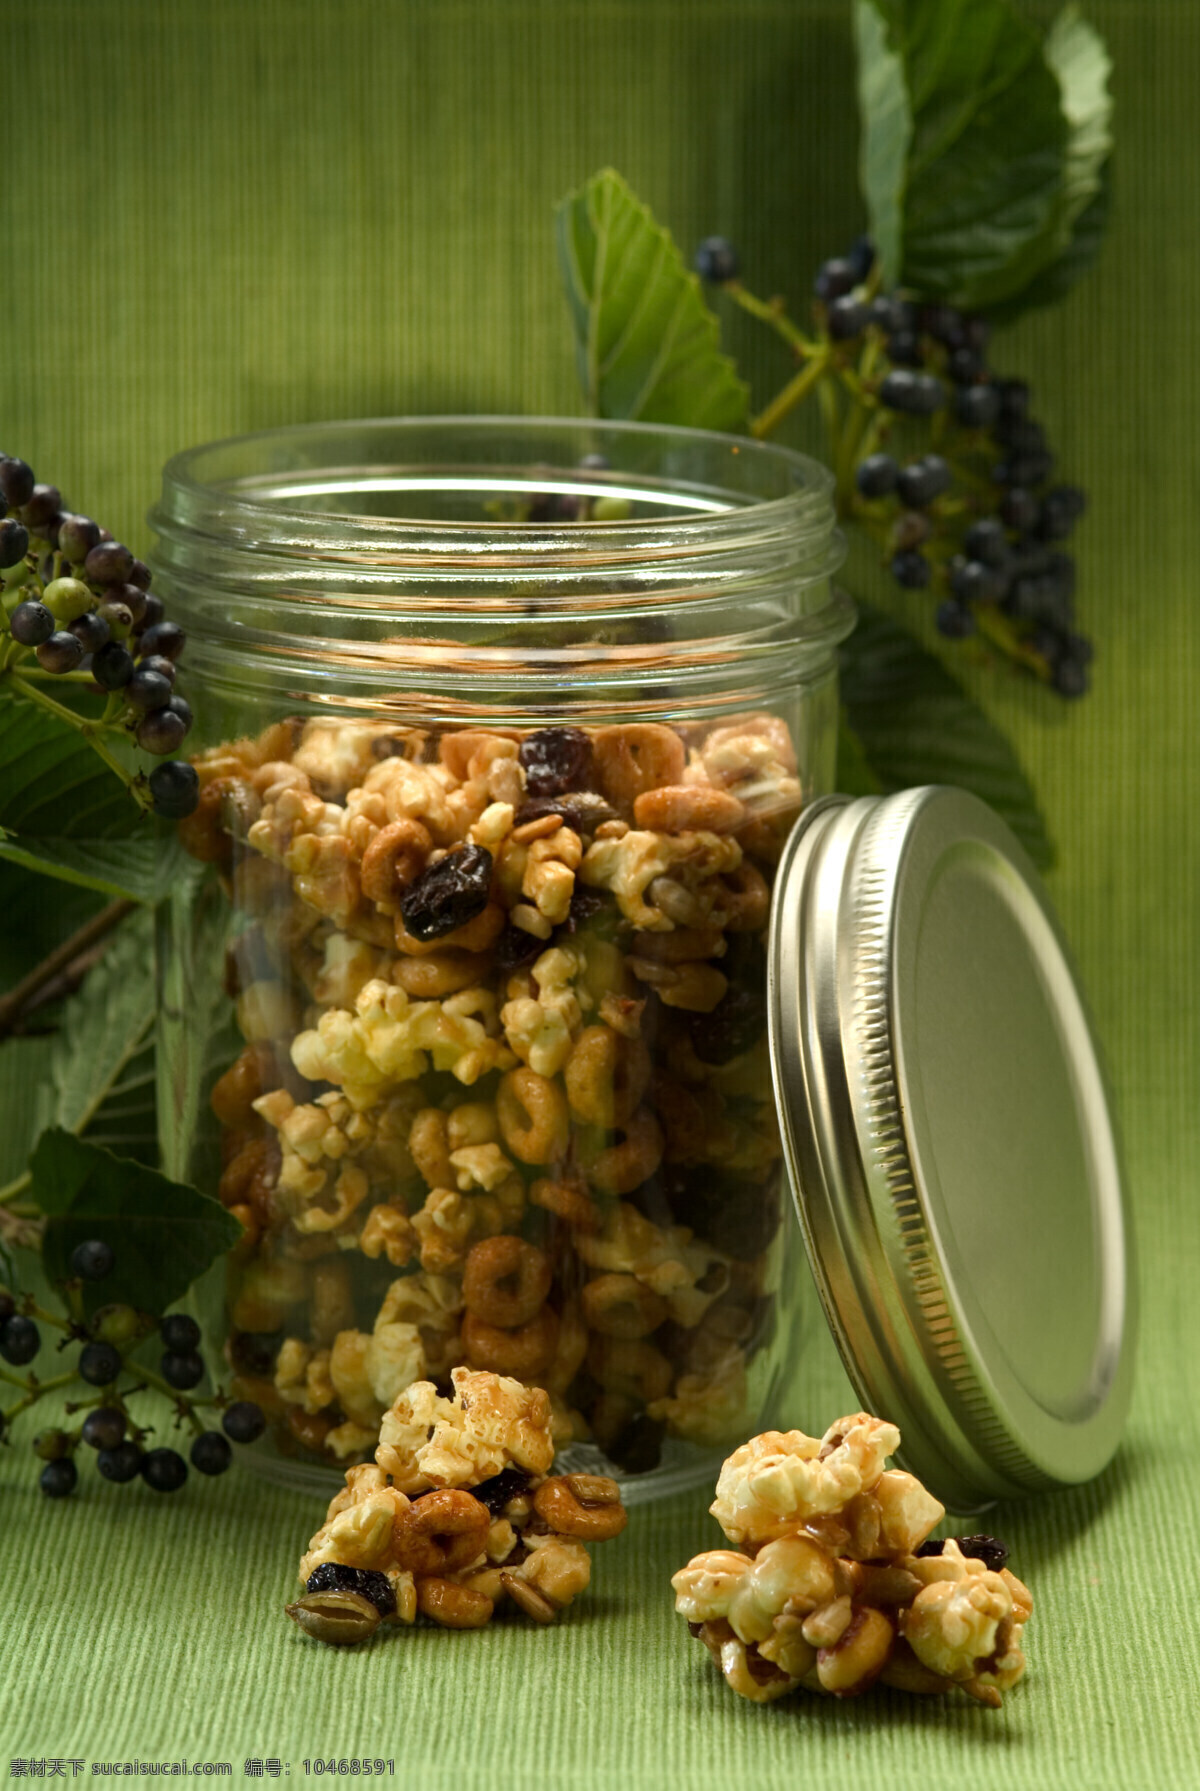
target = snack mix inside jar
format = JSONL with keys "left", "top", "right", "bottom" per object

{"left": 151, "top": 418, "right": 852, "bottom": 1498}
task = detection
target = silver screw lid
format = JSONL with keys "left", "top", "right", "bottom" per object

{"left": 768, "top": 787, "right": 1136, "bottom": 1510}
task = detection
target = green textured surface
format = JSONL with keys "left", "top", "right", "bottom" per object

{"left": 2, "top": 0, "right": 1199, "bottom": 1781}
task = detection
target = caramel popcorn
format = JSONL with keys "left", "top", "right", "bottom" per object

{"left": 672, "top": 1415, "right": 1033, "bottom": 1708}
{"left": 289, "top": 1367, "right": 626, "bottom": 1643}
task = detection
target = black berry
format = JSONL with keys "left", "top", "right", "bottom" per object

{"left": 57, "top": 513, "right": 102, "bottom": 563}
{"left": 846, "top": 235, "right": 875, "bottom": 282}
{"left": 84, "top": 541, "right": 134, "bottom": 587}
{"left": 955, "top": 383, "right": 1001, "bottom": 429}
{"left": 137, "top": 620, "right": 186, "bottom": 662}
{"left": 82, "top": 1407, "right": 127, "bottom": 1451}
{"left": 25, "top": 484, "right": 62, "bottom": 532}
{"left": 97, "top": 1440, "right": 142, "bottom": 1483}
{"left": 0, "top": 1315, "right": 40, "bottom": 1365}
{"left": 140, "top": 1447, "right": 187, "bottom": 1493}
{"left": 895, "top": 455, "right": 951, "bottom": 509}
{"left": 70, "top": 611, "right": 112, "bottom": 654}
{"left": 855, "top": 454, "right": 899, "bottom": 500}
{"left": 936, "top": 599, "right": 975, "bottom": 638}
{"left": 400, "top": 843, "right": 493, "bottom": 942}
{"left": 36, "top": 631, "right": 85, "bottom": 674}
{"left": 890, "top": 549, "right": 931, "bottom": 589}
{"left": 0, "top": 517, "right": 29, "bottom": 568}
{"left": 10, "top": 601, "right": 55, "bottom": 646}
{"left": 0, "top": 456, "right": 35, "bottom": 508}
{"left": 887, "top": 330, "right": 923, "bottom": 367}
{"left": 78, "top": 1341, "right": 122, "bottom": 1386}
{"left": 160, "top": 1312, "right": 202, "bottom": 1352}
{"left": 71, "top": 1238, "right": 115, "bottom": 1282}
{"left": 879, "top": 370, "right": 945, "bottom": 415}
{"left": 963, "top": 518, "right": 1011, "bottom": 569}
{"left": 949, "top": 559, "right": 998, "bottom": 604}
{"left": 39, "top": 1458, "right": 78, "bottom": 1499}
{"left": 999, "top": 488, "right": 1040, "bottom": 534}
{"left": 827, "top": 295, "right": 868, "bottom": 341}
{"left": 693, "top": 237, "right": 740, "bottom": 283}
{"left": 222, "top": 1400, "right": 266, "bottom": 1444}
{"left": 814, "top": 257, "right": 856, "bottom": 302}
{"left": 190, "top": 1431, "right": 233, "bottom": 1476}
{"left": 161, "top": 1350, "right": 205, "bottom": 1390}
{"left": 126, "top": 666, "right": 173, "bottom": 711}
{"left": 149, "top": 761, "right": 200, "bottom": 820}
{"left": 136, "top": 708, "right": 189, "bottom": 756}
{"left": 91, "top": 641, "right": 135, "bottom": 689}
{"left": 305, "top": 1563, "right": 397, "bottom": 1615}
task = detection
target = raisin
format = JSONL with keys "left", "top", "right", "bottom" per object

{"left": 514, "top": 791, "right": 617, "bottom": 834}
{"left": 658, "top": 1165, "right": 781, "bottom": 1261}
{"left": 399, "top": 843, "right": 493, "bottom": 942}
{"left": 519, "top": 727, "right": 594, "bottom": 797}
{"left": 916, "top": 1534, "right": 1009, "bottom": 1574}
{"left": 555, "top": 886, "right": 612, "bottom": 937}
{"left": 227, "top": 1329, "right": 283, "bottom": 1378}
{"left": 305, "top": 1562, "right": 397, "bottom": 1616}
{"left": 471, "top": 1467, "right": 532, "bottom": 1516}
{"left": 606, "top": 1413, "right": 665, "bottom": 1475}
{"left": 687, "top": 983, "right": 767, "bottom": 1065}
{"left": 494, "top": 924, "right": 543, "bottom": 976}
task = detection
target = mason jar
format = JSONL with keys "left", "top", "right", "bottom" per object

{"left": 150, "top": 416, "right": 852, "bottom": 1500}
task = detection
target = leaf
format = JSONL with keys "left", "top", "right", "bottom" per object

{"left": 837, "top": 711, "right": 884, "bottom": 798}
{"left": 0, "top": 687, "right": 184, "bottom": 902}
{"left": 40, "top": 905, "right": 158, "bottom": 1144}
{"left": 34, "top": 1129, "right": 241, "bottom": 1318}
{"left": 0, "top": 863, "right": 105, "bottom": 995}
{"left": 556, "top": 168, "right": 750, "bottom": 431}
{"left": 0, "top": 1036, "right": 56, "bottom": 1190}
{"left": 839, "top": 602, "right": 1054, "bottom": 870}
{"left": 855, "top": 0, "right": 1073, "bottom": 311}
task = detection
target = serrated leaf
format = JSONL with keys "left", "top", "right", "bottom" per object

{"left": 840, "top": 602, "right": 1054, "bottom": 870}
{"left": 34, "top": 1129, "right": 241, "bottom": 1317}
{"left": 855, "top": 0, "right": 1073, "bottom": 310}
{"left": 0, "top": 862, "right": 105, "bottom": 995}
{"left": 40, "top": 906, "right": 158, "bottom": 1143}
{"left": 0, "top": 829, "right": 193, "bottom": 903}
{"left": 556, "top": 168, "right": 750, "bottom": 431}
{"left": 0, "top": 1036, "right": 56, "bottom": 1190}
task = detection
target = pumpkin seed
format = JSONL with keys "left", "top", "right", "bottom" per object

{"left": 285, "top": 1588, "right": 381, "bottom": 1646}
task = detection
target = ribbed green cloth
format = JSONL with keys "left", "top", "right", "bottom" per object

{"left": 3, "top": 1, "right": 1199, "bottom": 1781}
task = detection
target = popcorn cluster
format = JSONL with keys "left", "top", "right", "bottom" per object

{"left": 672, "top": 1414, "right": 1033, "bottom": 1708}
{"left": 184, "top": 710, "right": 807, "bottom": 1472}
{"left": 287, "top": 1366, "right": 627, "bottom": 1641}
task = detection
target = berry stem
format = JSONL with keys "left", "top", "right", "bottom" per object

{"left": 723, "top": 281, "right": 818, "bottom": 357}
{"left": 0, "top": 1172, "right": 31, "bottom": 1209}
{"left": 4, "top": 671, "right": 150, "bottom": 807}
{"left": 750, "top": 348, "right": 831, "bottom": 440}
{"left": 0, "top": 898, "right": 136, "bottom": 1042}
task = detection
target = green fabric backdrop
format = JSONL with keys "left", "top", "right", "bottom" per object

{"left": 2, "top": 1, "right": 1199, "bottom": 1783}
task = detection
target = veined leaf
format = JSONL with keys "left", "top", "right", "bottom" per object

{"left": 0, "top": 1036, "right": 56, "bottom": 1190}
{"left": 34, "top": 1128, "right": 241, "bottom": 1318}
{"left": 556, "top": 168, "right": 750, "bottom": 431}
{"left": 840, "top": 602, "right": 1054, "bottom": 869}
{"left": 855, "top": 0, "right": 1073, "bottom": 311}
{"left": 0, "top": 829, "right": 193, "bottom": 904}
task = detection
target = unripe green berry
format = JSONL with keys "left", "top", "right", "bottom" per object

{"left": 33, "top": 1428, "right": 73, "bottom": 1461}
{"left": 90, "top": 1303, "right": 143, "bottom": 1346}
{"left": 96, "top": 599, "right": 134, "bottom": 640}
{"left": 42, "top": 577, "right": 94, "bottom": 623}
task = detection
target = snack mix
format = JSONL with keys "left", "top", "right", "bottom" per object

{"left": 183, "top": 710, "right": 806, "bottom": 1472}
{"left": 672, "top": 1413, "right": 1033, "bottom": 1707}
{"left": 286, "top": 1366, "right": 627, "bottom": 1642}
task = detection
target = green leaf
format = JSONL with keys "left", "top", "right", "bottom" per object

{"left": 855, "top": 0, "right": 1073, "bottom": 310}
{"left": 34, "top": 1128, "right": 241, "bottom": 1317}
{"left": 0, "top": 830, "right": 193, "bottom": 904}
{"left": 839, "top": 602, "right": 1054, "bottom": 870}
{"left": 555, "top": 168, "right": 750, "bottom": 431}
{"left": 0, "top": 1036, "right": 56, "bottom": 1190}
{"left": 0, "top": 863, "right": 105, "bottom": 995}
{"left": 837, "top": 710, "right": 884, "bottom": 798}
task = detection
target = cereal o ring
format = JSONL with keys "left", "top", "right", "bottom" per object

{"left": 392, "top": 949, "right": 490, "bottom": 998}
{"left": 581, "top": 1106, "right": 663, "bottom": 1196}
{"left": 633, "top": 785, "right": 745, "bottom": 834}
{"left": 415, "top": 1576, "right": 494, "bottom": 1629}
{"left": 463, "top": 1235, "right": 553, "bottom": 1328}
{"left": 582, "top": 1273, "right": 668, "bottom": 1339}
{"left": 564, "top": 1026, "right": 651, "bottom": 1128}
{"left": 360, "top": 819, "right": 434, "bottom": 910}
{"left": 391, "top": 1489, "right": 491, "bottom": 1576}
{"left": 533, "top": 1474, "right": 628, "bottom": 1542}
{"left": 529, "top": 1177, "right": 602, "bottom": 1231}
{"left": 593, "top": 725, "right": 686, "bottom": 813}
{"left": 462, "top": 1306, "right": 559, "bottom": 1379}
{"left": 497, "top": 1067, "right": 571, "bottom": 1165}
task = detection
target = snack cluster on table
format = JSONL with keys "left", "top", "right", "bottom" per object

{"left": 672, "top": 1413, "right": 1033, "bottom": 1707}
{"left": 286, "top": 1366, "right": 627, "bottom": 1641}
{"left": 183, "top": 710, "right": 806, "bottom": 1472}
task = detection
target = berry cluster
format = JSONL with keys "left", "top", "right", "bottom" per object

{"left": 0, "top": 454, "right": 200, "bottom": 815}
{"left": 695, "top": 237, "right": 1093, "bottom": 696}
{"left": 1, "top": 1239, "right": 264, "bottom": 1498}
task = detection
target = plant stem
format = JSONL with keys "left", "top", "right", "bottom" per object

{"left": 724, "top": 282, "right": 818, "bottom": 357}
{"left": 0, "top": 897, "right": 135, "bottom": 1041}
{"left": 750, "top": 350, "right": 831, "bottom": 439}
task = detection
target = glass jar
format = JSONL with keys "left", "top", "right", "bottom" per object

{"left": 150, "top": 416, "right": 852, "bottom": 1500}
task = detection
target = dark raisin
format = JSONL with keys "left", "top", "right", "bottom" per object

{"left": 471, "top": 1467, "right": 533, "bottom": 1516}
{"left": 493, "top": 924, "right": 543, "bottom": 976}
{"left": 227, "top": 1329, "right": 283, "bottom": 1378}
{"left": 605, "top": 1413, "right": 666, "bottom": 1475}
{"left": 305, "top": 1562, "right": 397, "bottom": 1616}
{"left": 514, "top": 791, "right": 617, "bottom": 834}
{"left": 555, "top": 885, "right": 612, "bottom": 936}
{"left": 687, "top": 983, "right": 767, "bottom": 1065}
{"left": 519, "top": 726, "right": 594, "bottom": 797}
{"left": 916, "top": 1534, "right": 1009, "bottom": 1574}
{"left": 662, "top": 1165, "right": 782, "bottom": 1261}
{"left": 399, "top": 843, "right": 493, "bottom": 942}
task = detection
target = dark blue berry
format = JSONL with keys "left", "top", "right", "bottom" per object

{"left": 1000, "top": 488, "right": 1040, "bottom": 534}
{"left": 136, "top": 594, "right": 165, "bottom": 632}
{"left": 91, "top": 641, "right": 134, "bottom": 689}
{"left": 36, "top": 631, "right": 84, "bottom": 674}
{"left": 161, "top": 1313, "right": 202, "bottom": 1352}
{"left": 948, "top": 347, "right": 985, "bottom": 384}
{"left": 305, "top": 1563, "right": 397, "bottom": 1615}
{"left": 126, "top": 666, "right": 173, "bottom": 711}
{"left": 994, "top": 450, "right": 1054, "bottom": 489}
{"left": 25, "top": 484, "right": 61, "bottom": 531}
{"left": 890, "top": 549, "right": 931, "bottom": 589}
{"left": 963, "top": 519, "right": 1011, "bottom": 569}
{"left": 400, "top": 843, "right": 493, "bottom": 943}
{"left": 164, "top": 693, "right": 193, "bottom": 732}
{"left": 994, "top": 415, "right": 1046, "bottom": 455}
{"left": 84, "top": 541, "right": 134, "bottom": 587}
{"left": 161, "top": 1350, "right": 204, "bottom": 1391}
{"left": 1035, "top": 486, "right": 1087, "bottom": 542}
{"left": 0, "top": 456, "right": 35, "bottom": 508}
{"left": 936, "top": 599, "right": 976, "bottom": 638}
{"left": 895, "top": 455, "right": 951, "bottom": 509}
{"left": 887, "top": 330, "right": 923, "bottom": 367}
{"left": 97, "top": 1440, "right": 142, "bottom": 1483}
{"left": 955, "top": 383, "right": 1001, "bottom": 429}
{"left": 949, "top": 559, "right": 998, "bottom": 603}
{"left": 129, "top": 559, "right": 152, "bottom": 592}
{"left": 921, "top": 305, "right": 966, "bottom": 347}
{"left": 879, "top": 370, "right": 945, "bottom": 415}
{"left": 190, "top": 1431, "right": 233, "bottom": 1476}
{"left": 827, "top": 295, "right": 868, "bottom": 341}
{"left": 82, "top": 1408, "right": 126, "bottom": 1451}
{"left": 149, "top": 761, "right": 199, "bottom": 820}
{"left": 693, "top": 237, "right": 739, "bottom": 283}
{"left": 1052, "top": 656, "right": 1089, "bottom": 698}
{"left": 222, "top": 1400, "right": 267, "bottom": 1444}
{"left": 69, "top": 611, "right": 112, "bottom": 654}
{"left": 137, "top": 653, "right": 176, "bottom": 686}
{"left": 855, "top": 453, "right": 899, "bottom": 500}
{"left": 141, "top": 1447, "right": 187, "bottom": 1493}
{"left": 996, "top": 379, "right": 1031, "bottom": 421}
{"left": 71, "top": 1238, "right": 115, "bottom": 1282}
{"left": 1064, "top": 630, "right": 1094, "bottom": 666}
{"left": 0, "top": 517, "right": 30, "bottom": 567}
{"left": 0, "top": 1315, "right": 40, "bottom": 1365}
{"left": 846, "top": 236, "right": 875, "bottom": 282}
{"left": 136, "top": 620, "right": 186, "bottom": 661}
{"left": 39, "top": 1458, "right": 78, "bottom": 1499}
{"left": 10, "top": 600, "right": 55, "bottom": 646}
{"left": 867, "top": 295, "right": 903, "bottom": 333}
{"left": 136, "top": 707, "right": 188, "bottom": 756}
{"left": 78, "top": 1341, "right": 122, "bottom": 1387}
{"left": 814, "top": 257, "right": 857, "bottom": 302}
{"left": 57, "top": 513, "right": 101, "bottom": 564}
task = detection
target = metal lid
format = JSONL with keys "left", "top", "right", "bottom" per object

{"left": 768, "top": 787, "right": 1136, "bottom": 1511}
